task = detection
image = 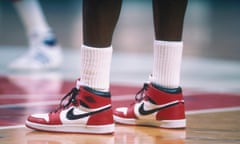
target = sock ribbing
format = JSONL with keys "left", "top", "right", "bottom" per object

{"left": 80, "top": 45, "right": 112, "bottom": 91}
{"left": 151, "top": 40, "right": 183, "bottom": 88}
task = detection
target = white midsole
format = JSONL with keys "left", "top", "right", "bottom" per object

{"left": 26, "top": 120, "right": 115, "bottom": 134}
{"left": 114, "top": 115, "right": 186, "bottom": 128}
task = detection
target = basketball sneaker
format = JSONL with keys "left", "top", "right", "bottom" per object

{"left": 25, "top": 80, "right": 114, "bottom": 134}
{"left": 114, "top": 83, "right": 186, "bottom": 128}
{"left": 9, "top": 31, "right": 62, "bottom": 70}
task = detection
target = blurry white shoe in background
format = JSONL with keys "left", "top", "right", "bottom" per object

{"left": 9, "top": 31, "right": 62, "bottom": 70}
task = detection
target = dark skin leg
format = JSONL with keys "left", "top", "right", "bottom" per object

{"left": 82, "top": 0, "right": 122, "bottom": 48}
{"left": 152, "top": 0, "right": 188, "bottom": 41}
{"left": 83, "top": 0, "right": 187, "bottom": 46}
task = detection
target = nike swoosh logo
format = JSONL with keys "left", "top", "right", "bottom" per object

{"left": 138, "top": 100, "right": 184, "bottom": 115}
{"left": 66, "top": 105, "right": 111, "bottom": 120}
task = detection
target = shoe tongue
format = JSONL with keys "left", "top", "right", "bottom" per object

{"left": 76, "top": 79, "right": 89, "bottom": 90}
{"left": 75, "top": 79, "right": 109, "bottom": 92}
{"left": 76, "top": 79, "right": 83, "bottom": 90}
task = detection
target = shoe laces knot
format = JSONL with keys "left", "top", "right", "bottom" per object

{"left": 53, "top": 87, "right": 79, "bottom": 113}
{"left": 135, "top": 83, "right": 149, "bottom": 102}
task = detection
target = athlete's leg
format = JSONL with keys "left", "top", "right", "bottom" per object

{"left": 25, "top": 0, "right": 122, "bottom": 134}
{"left": 9, "top": 0, "right": 62, "bottom": 70}
{"left": 114, "top": 0, "right": 188, "bottom": 128}
{"left": 81, "top": 0, "right": 122, "bottom": 91}
{"left": 13, "top": 0, "right": 50, "bottom": 34}
{"left": 83, "top": 0, "right": 122, "bottom": 47}
{"left": 151, "top": 0, "right": 188, "bottom": 88}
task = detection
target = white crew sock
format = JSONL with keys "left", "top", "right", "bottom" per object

{"left": 79, "top": 45, "right": 112, "bottom": 92}
{"left": 151, "top": 40, "right": 183, "bottom": 88}
{"left": 13, "top": 0, "right": 50, "bottom": 35}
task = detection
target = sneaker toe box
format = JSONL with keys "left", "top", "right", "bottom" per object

{"left": 27, "top": 113, "right": 50, "bottom": 124}
{"left": 114, "top": 107, "right": 137, "bottom": 119}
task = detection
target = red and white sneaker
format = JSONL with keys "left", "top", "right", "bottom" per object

{"left": 114, "top": 83, "right": 186, "bottom": 128}
{"left": 25, "top": 81, "right": 114, "bottom": 134}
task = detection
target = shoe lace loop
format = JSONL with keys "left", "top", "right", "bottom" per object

{"left": 135, "top": 83, "right": 148, "bottom": 102}
{"left": 53, "top": 87, "right": 79, "bottom": 113}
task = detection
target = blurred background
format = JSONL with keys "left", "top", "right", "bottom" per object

{"left": 0, "top": 1, "right": 239, "bottom": 142}
{"left": 0, "top": 0, "right": 240, "bottom": 60}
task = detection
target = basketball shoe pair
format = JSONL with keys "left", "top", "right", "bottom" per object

{"left": 9, "top": 31, "right": 62, "bottom": 70}
{"left": 26, "top": 80, "right": 186, "bottom": 134}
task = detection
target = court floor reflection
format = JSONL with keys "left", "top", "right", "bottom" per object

{"left": 22, "top": 125, "right": 186, "bottom": 144}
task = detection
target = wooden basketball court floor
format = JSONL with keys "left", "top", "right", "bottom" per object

{"left": 0, "top": 47, "right": 240, "bottom": 144}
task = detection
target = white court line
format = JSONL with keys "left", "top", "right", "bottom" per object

{"left": 0, "top": 125, "right": 25, "bottom": 130}
{"left": 0, "top": 94, "right": 59, "bottom": 99}
{"left": 0, "top": 101, "right": 59, "bottom": 109}
{"left": 186, "top": 107, "right": 240, "bottom": 115}
{"left": 0, "top": 95, "right": 133, "bottom": 108}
